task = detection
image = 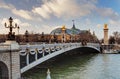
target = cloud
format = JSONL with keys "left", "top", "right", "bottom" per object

{"left": 12, "top": 9, "right": 32, "bottom": 20}
{"left": 85, "top": 18, "right": 91, "bottom": 25}
{"left": 109, "top": 19, "right": 120, "bottom": 27}
{"left": 0, "top": 1, "right": 33, "bottom": 20}
{"left": 37, "top": 25, "right": 61, "bottom": 34}
{"left": 96, "top": 24, "right": 102, "bottom": 28}
{"left": 32, "top": 4, "right": 51, "bottom": 19}
{"left": 96, "top": 8, "right": 120, "bottom": 20}
{"left": 32, "top": 0, "right": 96, "bottom": 19}
{"left": 1, "top": 18, "right": 8, "bottom": 25}
{"left": 14, "top": 18, "right": 31, "bottom": 27}
{"left": 0, "top": 0, "right": 13, "bottom": 9}
{"left": 1, "top": 18, "right": 31, "bottom": 28}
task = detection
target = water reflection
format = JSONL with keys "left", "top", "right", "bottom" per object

{"left": 23, "top": 54, "right": 120, "bottom": 79}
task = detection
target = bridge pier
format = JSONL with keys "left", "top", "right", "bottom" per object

{"left": 0, "top": 41, "right": 21, "bottom": 79}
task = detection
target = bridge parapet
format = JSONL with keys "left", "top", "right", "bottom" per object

{"left": 87, "top": 43, "right": 100, "bottom": 47}
{"left": 20, "top": 43, "right": 80, "bottom": 50}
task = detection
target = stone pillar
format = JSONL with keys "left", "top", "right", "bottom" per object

{"left": 103, "top": 24, "right": 109, "bottom": 45}
{"left": 61, "top": 25, "right": 66, "bottom": 43}
{"left": 0, "top": 41, "right": 21, "bottom": 79}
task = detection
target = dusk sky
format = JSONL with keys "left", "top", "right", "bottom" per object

{"left": 0, "top": 0, "right": 120, "bottom": 39}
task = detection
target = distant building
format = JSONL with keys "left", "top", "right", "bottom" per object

{"left": 50, "top": 21, "right": 98, "bottom": 43}
{"left": 50, "top": 22, "right": 80, "bottom": 35}
{"left": 0, "top": 22, "right": 99, "bottom": 43}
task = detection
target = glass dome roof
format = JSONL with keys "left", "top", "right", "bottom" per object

{"left": 50, "top": 28, "right": 72, "bottom": 35}
{"left": 50, "top": 26, "right": 81, "bottom": 35}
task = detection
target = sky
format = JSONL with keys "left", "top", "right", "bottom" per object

{"left": 0, "top": 0, "right": 120, "bottom": 39}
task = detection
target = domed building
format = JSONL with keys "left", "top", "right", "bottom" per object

{"left": 50, "top": 21, "right": 80, "bottom": 35}
{"left": 49, "top": 21, "right": 98, "bottom": 43}
{"left": 50, "top": 21, "right": 81, "bottom": 43}
{"left": 70, "top": 21, "right": 80, "bottom": 35}
{"left": 50, "top": 27, "right": 72, "bottom": 35}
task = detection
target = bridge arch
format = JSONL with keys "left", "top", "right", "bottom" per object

{"left": 20, "top": 43, "right": 101, "bottom": 73}
{"left": 77, "top": 46, "right": 101, "bottom": 53}
{"left": 0, "top": 61, "right": 9, "bottom": 79}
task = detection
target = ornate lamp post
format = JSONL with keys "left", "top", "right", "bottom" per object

{"left": 54, "top": 32, "right": 57, "bottom": 43}
{"left": 17, "top": 26, "right": 20, "bottom": 43}
{"left": 25, "top": 30, "right": 29, "bottom": 43}
{"left": 41, "top": 32, "right": 44, "bottom": 42}
{"left": 4, "top": 17, "right": 19, "bottom": 40}
{"left": 17, "top": 26, "right": 20, "bottom": 35}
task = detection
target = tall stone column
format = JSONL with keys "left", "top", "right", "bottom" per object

{"left": 61, "top": 25, "right": 66, "bottom": 43}
{"left": 103, "top": 24, "right": 109, "bottom": 45}
{"left": 0, "top": 41, "right": 21, "bottom": 79}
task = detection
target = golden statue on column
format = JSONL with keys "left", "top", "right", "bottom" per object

{"left": 103, "top": 24, "right": 109, "bottom": 45}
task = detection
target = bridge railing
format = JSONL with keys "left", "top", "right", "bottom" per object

{"left": 0, "top": 43, "right": 11, "bottom": 51}
{"left": 20, "top": 43, "right": 80, "bottom": 50}
{"left": 87, "top": 43, "right": 100, "bottom": 49}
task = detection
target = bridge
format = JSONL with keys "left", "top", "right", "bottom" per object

{"left": 0, "top": 41, "right": 101, "bottom": 79}
{"left": 19, "top": 42, "right": 101, "bottom": 73}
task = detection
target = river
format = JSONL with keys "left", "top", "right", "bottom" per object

{"left": 23, "top": 53, "right": 120, "bottom": 79}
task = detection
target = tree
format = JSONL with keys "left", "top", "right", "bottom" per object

{"left": 109, "top": 36, "right": 115, "bottom": 44}
{"left": 113, "top": 31, "right": 120, "bottom": 43}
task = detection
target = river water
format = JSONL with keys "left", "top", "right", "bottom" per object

{"left": 23, "top": 53, "right": 120, "bottom": 79}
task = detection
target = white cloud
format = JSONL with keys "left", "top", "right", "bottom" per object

{"left": 1, "top": 18, "right": 31, "bottom": 27}
{"left": 0, "top": 1, "right": 33, "bottom": 20}
{"left": 109, "top": 19, "right": 120, "bottom": 27}
{"left": 0, "top": 18, "right": 10, "bottom": 34}
{"left": 0, "top": 1, "right": 13, "bottom": 9}
{"left": 85, "top": 18, "right": 91, "bottom": 25}
{"left": 1, "top": 18, "right": 8, "bottom": 26}
{"left": 96, "top": 24, "right": 102, "bottom": 28}
{"left": 32, "top": 0, "right": 96, "bottom": 19}
{"left": 96, "top": 8, "right": 120, "bottom": 20}
{"left": 37, "top": 25, "right": 61, "bottom": 34}
{"left": 13, "top": 18, "right": 31, "bottom": 27}
{"left": 32, "top": 5, "right": 51, "bottom": 19}
{"left": 14, "top": 18, "right": 22, "bottom": 24}
{"left": 12, "top": 9, "right": 32, "bottom": 20}
{"left": 21, "top": 23, "right": 31, "bottom": 27}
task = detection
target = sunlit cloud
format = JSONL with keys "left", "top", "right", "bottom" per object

{"left": 96, "top": 24, "right": 102, "bottom": 28}
{"left": 12, "top": 9, "right": 32, "bottom": 20}
{"left": 96, "top": 7, "right": 120, "bottom": 20}
{"left": 32, "top": 0, "right": 96, "bottom": 19}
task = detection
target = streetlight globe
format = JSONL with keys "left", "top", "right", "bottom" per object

{"left": 9, "top": 17, "right": 13, "bottom": 22}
